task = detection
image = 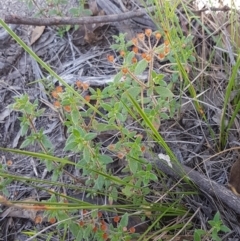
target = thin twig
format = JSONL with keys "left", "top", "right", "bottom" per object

{"left": 4, "top": 9, "right": 148, "bottom": 26}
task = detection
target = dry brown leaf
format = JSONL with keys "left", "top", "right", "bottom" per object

{"left": 30, "top": 26, "right": 45, "bottom": 45}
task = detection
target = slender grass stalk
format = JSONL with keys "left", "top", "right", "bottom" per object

{"left": 220, "top": 54, "right": 240, "bottom": 148}
{"left": 0, "top": 147, "right": 73, "bottom": 165}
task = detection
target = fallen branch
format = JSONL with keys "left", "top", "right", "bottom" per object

{"left": 153, "top": 158, "right": 240, "bottom": 215}
{"left": 4, "top": 10, "right": 146, "bottom": 26}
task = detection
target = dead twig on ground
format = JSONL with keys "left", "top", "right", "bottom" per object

{"left": 4, "top": 9, "right": 147, "bottom": 26}
{"left": 154, "top": 155, "right": 240, "bottom": 215}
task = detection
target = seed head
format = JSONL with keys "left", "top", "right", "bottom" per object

{"left": 107, "top": 55, "right": 114, "bottom": 63}
{"left": 137, "top": 33, "right": 145, "bottom": 41}
{"left": 155, "top": 32, "right": 161, "bottom": 40}
{"left": 145, "top": 28, "right": 152, "bottom": 37}
{"left": 120, "top": 50, "right": 126, "bottom": 57}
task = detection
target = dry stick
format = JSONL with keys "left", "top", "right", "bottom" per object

{"left": 153, "top": 158, "right": 240, "bottom": 215}
{"left": 4, "top": 10, "right": 147, "bottom": 26}
{"left": 4, "top": 5, "right": 233, "bottom": 27}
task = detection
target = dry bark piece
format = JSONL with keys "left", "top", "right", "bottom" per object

{"left": 153, "top": 157, "right": 240, "bottom": 215}
{"left": 229, "top": 159, "right": 240, "bottom": 196}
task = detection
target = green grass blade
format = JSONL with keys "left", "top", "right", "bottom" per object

{"left": 219, "top": 54, "right": 240, "bottom": 148}
{"left": 126, "top": 92, "right": 177, "bottom": 162}
{"left": 0, "top": 147, "right": 74, "bottom": 165}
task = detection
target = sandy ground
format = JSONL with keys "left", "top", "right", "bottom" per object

{"left": 0, "top": 0, "right": 79, "bottom": 19}
{"left": 0, "top": 0, "right": 36, "bottom": 19}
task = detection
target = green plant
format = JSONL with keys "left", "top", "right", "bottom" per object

{"left": 110, "top": 29, "right": 176, "bottom": 119}
{"left": 0, "top": 7, "right": 197, "bottom": 241}
{"left": 194, "top": 211, "right": 230, "bottom": 241}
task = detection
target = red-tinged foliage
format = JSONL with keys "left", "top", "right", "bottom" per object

{"left": 113, "top": 216, "right": 120, "bottom": 223}
{"left": 102, "top": 233, "right": 108, "bottom": 240}
{"left": 129, "top": 226, "right": 136, "bottom": 233}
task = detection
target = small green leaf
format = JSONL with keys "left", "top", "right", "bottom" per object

{"left": 20, "top": 123, "right": 29, "bottom": 136}
{"left": 193, "top": 232, "right": 201, "bottom": 241}
{"left": 52, "top": 168, "right": 60, "bottom": 181}
{"left": 134, "top": 59, "right": 148, "bottom": 75}
{"left": 213, "top": 211, "right": 220, "bottom": 222}
{"left": 128, "top": 158, "right": 138, "bottom": 174}
{"left": 116, "top": 112, "right": 126, "bottom": 122}
{"left": 110, "top": 186, "right": 118, "bottom": 201}
{"left": 74, "top": 25, "right": 79, "bottom": 31}
{"left": 45, "top": 160, "right": 53, "bottom": 172}
{"left": 170, "top": 73, "right": 178, "bottom": 83}
{"left": 149, "top": 173, "right": 158, "bottom": 181}
{"left": 76, "top": 229, "right": 83, "bottom": 240}
{"left": 69, "top": 222, "right": 80, "bottom": 237}
{"left": 122, "top": 186, "right": 132, "bottom": 197}
{"left": 95, "top": 175, "right": 104, "bottom": 190}
{"left": 66, "top": 25, "right": 71, "bottom": 32}
{"left": 143, "top": 97, "right": 151, "bottom": 104}
{"left": 84, "top": 133, "right": 97, "bottom": 141}
{"left": 74, "top": 126, "right": 85, "bottom": 136}
{"left": 212, "top": 233, "right": 221, "bottom": 241}
{"left": 98, "top": 155, "right": 113, "bottom": 164}
{"left": 155, "top": 86, "right": 173, "bottom": 98}
{"left": 160, "top": 112, "right": 169, "bottom": 120}
{"left": 71, "top": 109, "right": 80, "bottom": 125}
{"left": 111, "top": 44, "right": 120, "bottom": 50}
{"left": 101, "top": 103, "right": 112, "bottom": 112}
{"left": 155, "top": 80, "right": 167, "bottom": 87}
{"left": 36, "top": 108, "right": 45, "bottom": 117}
{"left": 69, "top": 7, "right": 79, "bottom": 16}
{"left": 189, "top": 55, "right": 196, "bottom": 62}
{"left": 20, "top": 138, "right": 33, "bottom": 149}
{"left": 92, "top": 120, "right": 117, "bottom": 131}
{"left": 64, "top": 141, "right": 78, "bottom": 151}
{"left": 119, "top": 213, "right": 129, "bottom": 227}
{"left": 49, "top": 9, "right": 59, "bottom": 16}
{"left": 83, "top": 223, "right": 93, "bottom": 238}
{"left": 124, "top": 87, "right": 141, "bottom": 99}
{"left": 208, "top": 221, "right": 215, "bottom": 227}
{"left": 125, "top": 51, "right": 135, "bottom": 65}
{"left": 114, "top": 102, "right": 121, "bottom": 110}
{"left": 109, "top": 117, "right": 115, "bottom": 125}
{"left": 72, "top": 128, "right": 81, "bottom": 138}
{"left": 41, "top": 135, "right": 53, "bottom": 149}
{"left": 153, "top": 74, "right": 166, "bottom": 86}
{"left": 220, "top": 225, "right": 230, "bottom": 232}
{"left": 83, "top": 148, "right": 90, "bottom": 162}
